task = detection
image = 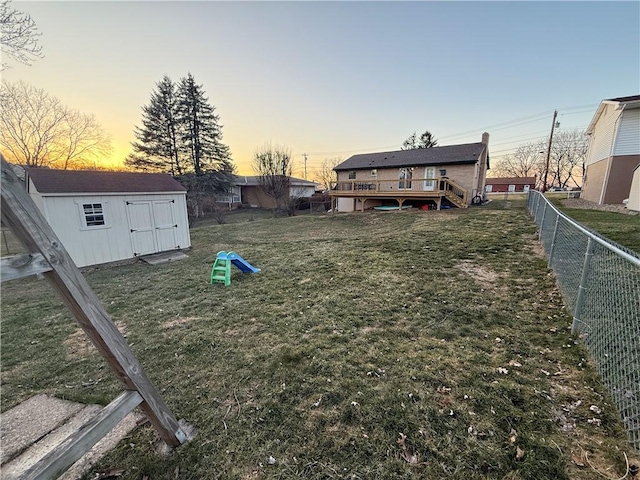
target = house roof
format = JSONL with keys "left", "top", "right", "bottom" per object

{"left": 334, "top": 142, "right": 487, "bottom": 171}
{"left": 233, "top": 175, "right": 317, "bottom": 187}
{"left": 486, "top": 176, "right": 536, "bottom": 185}
{"left": 606, "top": 95, "right": 640, "bottom": 103}
{"left": 27, "top": 168, "right": 186, "bottom": 194}
{"left": 587, "top": 94, "right": 640, "bottom": 134}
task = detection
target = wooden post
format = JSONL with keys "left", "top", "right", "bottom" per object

{"left": 0, "top": 158, "right": 186, "bottom": 448}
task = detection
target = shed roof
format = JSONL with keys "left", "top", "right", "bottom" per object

{"left": 27, "top": 168, "right": 186, "bottom": 194}
{"left": 334, "top": 142, "right": 486, "bottom": 171}
{"left": 486, "top": 176, "right": 536, "bottom": 185}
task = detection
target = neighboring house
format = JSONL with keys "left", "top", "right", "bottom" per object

{"left": 331, "top": 133, "right": 490, "bottom": 212}
{"left": 485, "top": 176, "right": 536, "bottom": 193}
{"left": 231, "top": 175, "right": 317, "bottom": 208}
{"left": 628, "top": 164, "right": 640, "bottom": 212}
{"left": 26, "top": 168, "right": 191, "bottom": 267}
{"left": 581, "top": 95, "right": 640, "bottom": 204}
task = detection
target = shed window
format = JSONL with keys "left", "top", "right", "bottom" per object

{"left": 348, "top": 171, "right": 356, "bottom": 180}
{"left": 83, "top": 203, "right": 105, "bottom": 227}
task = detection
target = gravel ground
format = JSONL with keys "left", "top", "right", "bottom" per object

{"left": 561, "top": 198, "right": 639, "bottom": 215}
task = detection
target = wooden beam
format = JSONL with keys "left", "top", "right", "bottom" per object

{"left": 21, "top": 391, "right": 143, "bottom": 480}
{"left": 0, "top": 158, "right": 186, "bottom": 448}
{"left": 1, "top": 253, "right": 52, "bottom": 282}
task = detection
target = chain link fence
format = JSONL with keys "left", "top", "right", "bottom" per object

{"left": 528, "top": 191, "right": 640, "bottom": 449}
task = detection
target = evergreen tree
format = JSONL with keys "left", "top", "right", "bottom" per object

{"left": 126, "top": 75, "right": 184, "bottom": 174}
{"left": 176, "top": 73, "right": 233, "bottom": 175}
{"left": 402, "top": 130, "right": 438, "bottom": 150}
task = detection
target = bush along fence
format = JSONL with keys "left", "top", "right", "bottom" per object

{"left": 527, "top": 190, "right": 640, "bottom": 449}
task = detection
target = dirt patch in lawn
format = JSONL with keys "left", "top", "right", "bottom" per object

{"left": 161, "top": 316, "right": 201, "bottom": 329}
{"left": 455, "top": 260, "right": 503, "bottom": 286}
{"left": 64, "top": 321, "right": 128, "bottom": 360}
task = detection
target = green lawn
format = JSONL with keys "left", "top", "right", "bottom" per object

{"left": 550, "top": 200, "right": 640, "bottom": 254}
{"left": 1, "top": 201, "right": 636, "bottom": 479}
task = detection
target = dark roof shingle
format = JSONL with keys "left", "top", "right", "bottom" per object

{"left": 606, "top": 95, "right": 640, "bottom": 103}
{"left": 334, "top": 143, "right": 486, "bottom": 171}
{"left": 27, "top": 169, "right": 186, "bottom": 194}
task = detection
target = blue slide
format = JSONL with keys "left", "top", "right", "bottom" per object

{"left": 227, "top": 252, "right": 261, "bottom": 273}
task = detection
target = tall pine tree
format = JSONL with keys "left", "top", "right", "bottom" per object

{"left": 126, "top": 75, "right": 185, "bottom": 174}
{"left": 176, "top": 73, "right": 233, "bottom": 175}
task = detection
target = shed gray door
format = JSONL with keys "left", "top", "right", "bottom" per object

{"left": 126, "top": 201, "right": 156, "bottom": 256}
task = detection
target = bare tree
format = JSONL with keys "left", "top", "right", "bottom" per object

{"left": 253, "top": 143, "right": 292, "bottom": 213}
{"left": 548, "top": 129, "right": 588, "bottom": 188}
{"left": 0, "top": 0, "right": 43, "bottom": 70}
{"left": 315, "top": 157, "right": 341, "bottom": 192}
{"left": 491, "top": 129, "right": 588, "bottom": 189}
{"left": 0, "top": 81, "right": 112, "bottom": 169}
{"left": 493, "top": 141, "right": 546, "bottom": 188}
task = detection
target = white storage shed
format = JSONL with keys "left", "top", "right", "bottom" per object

{"left": 26, "top": 168, "right": 191, "bottom": 267}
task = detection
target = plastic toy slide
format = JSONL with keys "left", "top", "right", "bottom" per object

{"left": 210, "top": 251, "right": 260, "bottom": 286}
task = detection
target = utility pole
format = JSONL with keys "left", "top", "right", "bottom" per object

{"left": 302, "top": 153, "right": 308, "bottom": 179}
{"left": 542, "top": 110, "right": 558, "bottom": 193}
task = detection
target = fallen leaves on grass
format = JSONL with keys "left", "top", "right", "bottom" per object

{"left": 516, "top": 446, "right": 525, "bottom": 461}
{"left": 397, "top": 433, "right": 423, "bottom": 465}
{"left": 509, "top": 429, "right": 517, "bottom": 444}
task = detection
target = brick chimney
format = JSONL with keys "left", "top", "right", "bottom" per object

{"left": 482, "top": 132, "right": 489, "bottom": 145}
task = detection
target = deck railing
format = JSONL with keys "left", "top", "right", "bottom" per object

{"left": 332, "top": 178, "right": 468, "bottom": 205}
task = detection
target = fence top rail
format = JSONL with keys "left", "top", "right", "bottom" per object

{"left": 529, "top": 190, "right": 640, "bottom": 266}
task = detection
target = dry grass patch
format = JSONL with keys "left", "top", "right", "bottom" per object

{"left": 64, "top": 321, "right": 128, "bottom": 360}
{"left": 160, "top": 316, "right": 201, "bottom": 329}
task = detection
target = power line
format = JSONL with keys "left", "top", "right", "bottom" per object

{"left": 295, "top": 104, "right": 597, "bottom": 159}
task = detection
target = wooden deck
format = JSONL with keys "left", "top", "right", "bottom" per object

{"left": 330, "top": 178, "right": 469, "bottom": 210}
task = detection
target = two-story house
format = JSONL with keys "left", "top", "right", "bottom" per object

{"left": 331, "top": 133, "right": 489, "bottom": 212}
{"left": 581, "top": 95, "right": 640, "bottom": 205}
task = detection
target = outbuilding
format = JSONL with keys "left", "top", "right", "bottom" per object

{"left": 26, "top": 168, "right": 191, "bottom": 267}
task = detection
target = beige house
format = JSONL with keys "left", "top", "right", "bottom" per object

{"left": 331, "top": 133, "right": 489, "bottom": 212}
{"left": 231, "top": 175, "right": 317, "bottom": 209}
{"left": 582, "top": 95, "right": 640, "bottom": 204}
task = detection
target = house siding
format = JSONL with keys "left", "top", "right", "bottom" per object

{"left": 241, "top": 186, "right": 277, "bottom": 209}
{"left": 582, "top": 158, "right": 609, "bottom": 203}
{"left": 628, "top": 167, "right": 640, "bottom": 212}
{"left": 602, "top": 155, "right": 640, "bottom": 204}
{"left": 613, "top": 109, "right": 640, "bottom": 156}
{"left": 586, "top": 104, "right": 621, "bottom": 166}
{"left": 337, "top": 164, "right": 479, "bottom": 195}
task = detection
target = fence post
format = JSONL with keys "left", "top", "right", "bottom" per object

{"left": 572, "top": 237, "right": 594, "bottom": 335}
{"left": 547, "top": 215, "right": 560, "bottom": 269}
{"left": 534, "top": 192, "right": 541, "bottom": 222}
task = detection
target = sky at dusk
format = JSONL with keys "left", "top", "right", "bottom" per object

{"left": 4, "top": 1, "right": 639, "bottom": 177}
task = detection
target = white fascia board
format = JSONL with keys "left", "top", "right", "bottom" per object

{"left": 39, "top": 191, "right": 187, "bottom": 197}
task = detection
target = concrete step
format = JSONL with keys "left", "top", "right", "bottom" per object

{"left": 1, "top": 394, "right": 143, "bottom": 479}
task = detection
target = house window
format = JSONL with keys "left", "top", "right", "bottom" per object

{"left": 348, "top": 171, "right": 356, "bottom": 180}
{"left": 399, "top": 168, "right": 413, "bottom": 189}
{"left": 82, "top": 203, "right": 105, "bottom": 227}
{"left": 370, "top": 169, "right": 377, "bottom": 177}
{"left": 439, "top": 169, "right": 447, "bottom": 177}
{"left": 485, "top": 184, "right": 493, "bottom": 193}
{"left": 508, "top": 185, "right": 516, "bottom": 192}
